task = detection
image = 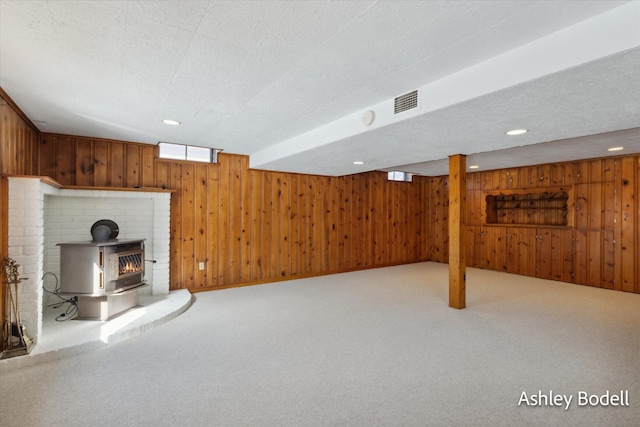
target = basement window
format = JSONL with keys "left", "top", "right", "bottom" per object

{"left": 158, "top": 142, "right": 221, "bottom": 163}
{"left": 387, "top": 171, "right": 414, "bottom": 182}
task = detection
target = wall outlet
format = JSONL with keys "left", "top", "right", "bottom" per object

{"left": 198, "top": 262, "right": 205, "bottom": 271}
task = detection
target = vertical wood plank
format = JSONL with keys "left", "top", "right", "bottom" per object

{"left": 603, "top": 181, "right": 615, "bottom": 232}
{"left": 613, "top": 158, "right": 623, "bottom": 291}
{"left": 561, "top": 229, "right": 574, "bottom": 283}
{"left": 515, "top": 228, "right": 534, "bottom": 276}
{"left": 536, "top": 228, "right": 552, "bottom": 279}
{"left": 371, "top": 174, "right": 380, "bottom": 264}
{"left": 169, "top": 163, "right": 183, "bottom": 288}
{"left": 420, "top": 177, "right": 430, "bottom": 260}
{"left": 155, "top": 161, "right": 169, "bottom": 189}
{"left": 208, "top": 163, "right": 220, "bottom": 287}
{"left": 194, "top": 164, "right": 208, "bottom": 289}
{"left": 381, "top": 180, "right": 396, "bottom": 263}
{"left": 75, "top": 139, "right": 93, "bottom": 186}
{"left": 363, "top": 174, "right": 370, "bottom": 266}
{"left": 301, "top": 174, "right": 311, "bottom": 273}
{"left": 484, "top": 227, "right": 499, "bottom": 270}
{"left": 589, "top": 159, "right": 604, "bottom": 183}
{"left": 38, "top": 135, "right": 57, "bottom": 178}
{"left": 442, "top": 176, "right": 450, "bottom": 263}
{"left": 506, "top": 228, "right": 517, "bottom": 273}
{"left": 289, "top": 174, "right": 300, "bottom": 276}
{"left": 589, "top": 182, "right": 603, "bottom": 230}
{"left": 230, "top": 156, "right": 242, "bottom": 283}
{"left": 574, "top": 229, "right": 588, "bottom": 286}
{"left": 428, "top": 178, "right": 438, "bottom": 261}
{"left": 587, "top": 230, "right": 602, "bottom": 287}
{"left": 620, "top": 157, "right": 636, "bottom": 292}
{"left": 575, "top": 160, "right": 589, "bottom": 184}
{"left": 270, "top": 172, "right": 282, "bottom": 278}
{"left": 217, "top": 156, "right": 231, "bottom": 286}
{"left": 259, "top": 170, "right": 272, "bottom": 278}
{"left": 347, "top": 175, "right": 357, "bottom": 269}
{"left": 472, "top": 226, "right": 483, "bottom": 268}
{"left": 550, "top": 229, "right": 563, "bottom": 281}
{"left": 181, "top": 163, "right": 196, "bottom": 289}
{"left": 93, "top": 140, "right": 109, "bottom": 186}
{"left": 141, "top": 145, "right": 156, "bottom": 187}
{"left": 602, "top": 230, "right": 615, "bottom": 289}
{"left": 246, "top": 169, "right": 259, "bottom": 282}
{"left": 549, "top": 163, "right": 564, "bottom": 186}
{"left": 321, "top": 176, "right": 331, "bottom": 271}
{"left": 330, "top": 176, "right": 340, "bottom": 270}
{"left": 281, "top": 173, "right": 292, "bottom": 277}
{"left": 538, "top": 164, "right": 550, "bottom": 188}
{"left": 126, "top": 144, "right": 141, "bottom": 188}
{"left": 309, "top": 176, "right": 320, "bottom": 271}
{"left": 109, "top": 142, "right": 125, "bottom": 187}
{"left": 360, "top": 174, "right": 369, "bottom": 265}
{"left": 336, "top": 177, "right": 346, "bottom": 270}
{"left": 575, "top": 183, "right": 589, "bottom": 230}
{"left": 56, "top": 136, "right": 75, "bottom": 185}
{"left": 238, "top": 157, "right": 251, "bottom": 282}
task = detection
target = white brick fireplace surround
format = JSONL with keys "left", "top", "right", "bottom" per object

{"left": 7, "top": 177, "right": 171, "bottom": 344}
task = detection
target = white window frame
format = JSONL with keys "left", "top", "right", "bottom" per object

{"left": 158, "top": 142, "right": 220, "bottom": 163}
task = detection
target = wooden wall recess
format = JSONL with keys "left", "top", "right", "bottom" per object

{"left": 484, "top": 187, "right": 573, "bottom": 227}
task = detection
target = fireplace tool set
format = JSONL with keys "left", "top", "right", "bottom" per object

{"left": 2, "top": 257, "right": 34, "bottom": 359}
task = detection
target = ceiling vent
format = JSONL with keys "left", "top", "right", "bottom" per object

{"left": 394, "top": 90, "right": 418, "bottom": 114}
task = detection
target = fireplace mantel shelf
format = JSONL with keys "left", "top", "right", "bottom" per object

{"left": 65, "top": 185, "right": 175, "bottom": 193}
{"left": 3, "top": 174, "right": 175, "bottom": 193}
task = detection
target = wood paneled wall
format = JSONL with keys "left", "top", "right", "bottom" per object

{"left": 1, "top": 90, "right": 39, "bottom": 176}
{"left": 2, "top": 95, "right": 637, "bottom": 296}
{"left": 39, "top": 133, "right": 156, "bottom": 188}
{"left": 1, "top": 89, "right": 41, "bottom": 328}
{"left": 162, "top": 158, "right": 429, "bottom": 290}
{"left": 428, "top": 156, "right": 639, "bottom": 293}
{"left": 37, "top": 133, "right": 431, "bottom": 290}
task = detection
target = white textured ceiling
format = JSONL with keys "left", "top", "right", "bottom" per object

{"left": 1, "top": 0, "right": 639, "bottom": 176}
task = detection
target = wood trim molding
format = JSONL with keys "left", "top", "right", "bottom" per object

{"left": 1, "top": 174, "right": 174, "bottom": 193}
{"left": 64, "top": 185, "right": 175, "bottom": 193}
{"left": 0, "top": 87, "right": 40, "bottom": 134}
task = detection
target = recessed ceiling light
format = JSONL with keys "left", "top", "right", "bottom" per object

{"left": 162, "top": 119, "right": 181, "bottom": 126}
{"left": 608, "top": 146, "right": 624, "bottom": 151}
{"left": 469, "top": 165, "right": 479, "bottom": 169}
{"left": 353, "top": 161, "right": 365, "bottom": 165}
{"left": 506, "top": 129, "right": 528, "bottom": 136}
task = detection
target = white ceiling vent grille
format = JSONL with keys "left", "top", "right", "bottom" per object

{"left": 394, "top": 90, "right": 418, "bottom": 114}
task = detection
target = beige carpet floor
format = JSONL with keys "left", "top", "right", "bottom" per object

{"left": 1, "top": 262, "right": 638, "bottom": 426}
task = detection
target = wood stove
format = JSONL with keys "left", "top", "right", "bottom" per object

{"left": 57, "top": 239, "right": 148, "bottom": 320}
